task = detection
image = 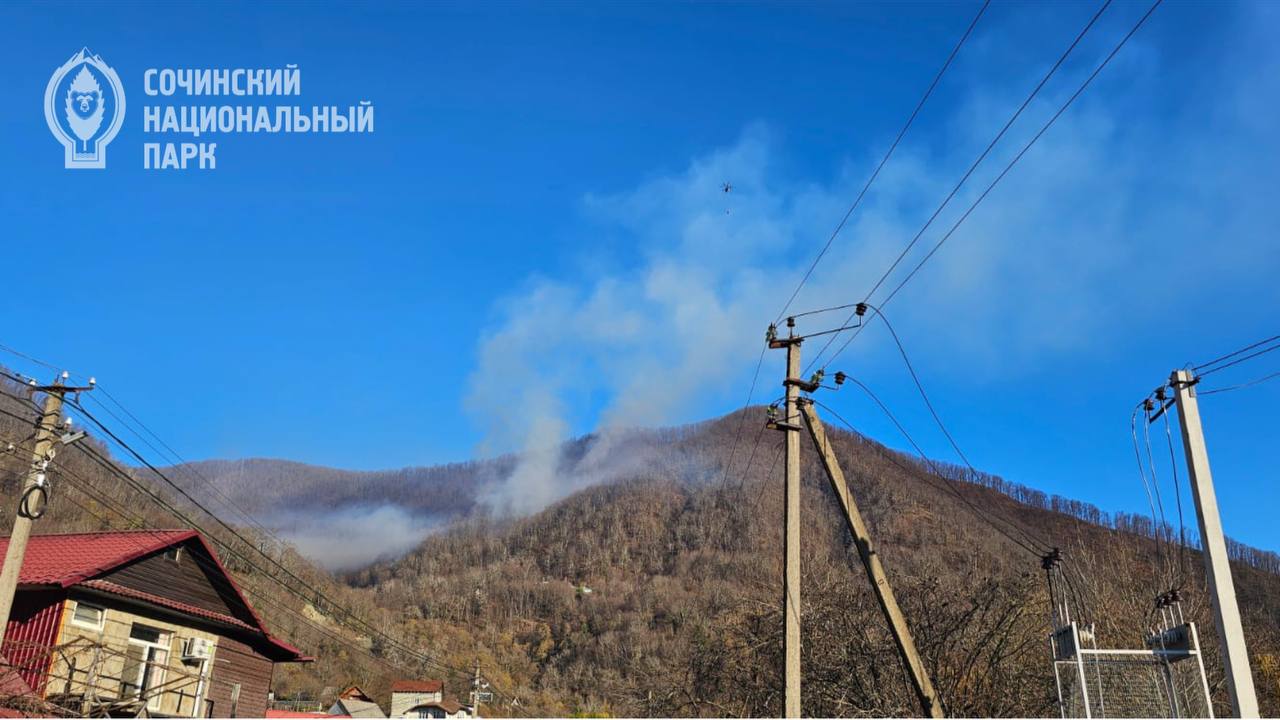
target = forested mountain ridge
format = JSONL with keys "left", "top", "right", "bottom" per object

{"left": 341, "top": 408, "right": 1280, "bottom": 717}
{"left": 3, "top": 369, "right": 1278, "bottom": 716}
{"left": 174, "top": 456, "right": 491, "bottom": 518}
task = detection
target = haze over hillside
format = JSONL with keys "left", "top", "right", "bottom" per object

{"left": 174, "top": 457, "right": 492, "bottom": 568}
{"left": 179, "top": 424, "right": 727, "bottom": 569}
{"left": 5, "top": 369, "right": 1279, "bottom": 715}
{"left": 182, "top": 410, "right": 1280, "bottom": 575}
{"left": 338, "top": 407, "right": 1280, "bottom": 716}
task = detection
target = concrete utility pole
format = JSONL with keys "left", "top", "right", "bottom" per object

{"left": 0, "top": 375, "right": 89, "bottom": 645}
{"left": 1170, "top": 369, "right": 1259, "bottom": 718}
{"left": 798, "top": 400, "right": 944, "bottom": 719}
{"left": 769, "top": 323, "right": 803, "bottom": 718}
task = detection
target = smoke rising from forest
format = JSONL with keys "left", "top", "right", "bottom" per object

{"left": 465, "top": 5, "right": 1280, "bottom": 519}
{"left": 272, "top": 504, "right": 443, "bottom": 570}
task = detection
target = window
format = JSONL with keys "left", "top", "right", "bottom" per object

{"left": 165, "top": 546, "right": 184, "bottom": 564}
{"left": 70, "top": 601, "right": 105, "bottom": 630}
{"left": 120, "top": 623, "right": 171, "bottom": 712}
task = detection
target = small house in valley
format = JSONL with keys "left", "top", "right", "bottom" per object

{"left": 389, "top": 680, "right": 471, "bottom": 719}
{"left": 329, "top": 684, "right": 386, "bottom": 718}
{"left": 0, "top": 529, "right": 309, "bottom": 717}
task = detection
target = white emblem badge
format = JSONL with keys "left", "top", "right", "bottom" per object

{"left": 45, "top": 48, "right": 126, "bottom": 169}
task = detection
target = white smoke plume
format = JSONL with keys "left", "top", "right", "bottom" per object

{"left": 466, "top": 4, "right": 1280, "bottom": 517}
{"left": 272, "top": 504, "right": 443, "bottom": 571}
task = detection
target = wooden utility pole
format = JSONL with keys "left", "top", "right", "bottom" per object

{"left": 0, "top": 376, "right": 84, "bottom": 646}
{"left": 768, "top": 326, "right": 804, "bottom": 719}
{"left": 798, "top": 400, "right": 944, "bottom": 718}
{"left": 1170, "top": 369, "right": 1259, "bottom": 718}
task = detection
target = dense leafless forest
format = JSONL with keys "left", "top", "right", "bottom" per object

{"left": 339, "top": 410, "right": 1280, "bottom": 716}
{"left": 2, "top": 377, "right": 1278, "bottom": 716}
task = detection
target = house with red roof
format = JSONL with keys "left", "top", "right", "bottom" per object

{"left": 0, "top": 529, "right": 309, "bottom": 718}
{"left": 388, "top": 680, "right": 471, "bottom": 719}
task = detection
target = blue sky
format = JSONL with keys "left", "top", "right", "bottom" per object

{"left": 1, "top": 1, "right": 1277, "bottom": 552}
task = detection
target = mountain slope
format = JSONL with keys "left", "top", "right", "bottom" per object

{"left": 344, "top": 408, "right": 1280, "bottom": 717}
{"left": 10, "top": 367, "right": 1277, "bottom": 717}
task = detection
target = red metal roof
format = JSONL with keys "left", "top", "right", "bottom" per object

{"left": 0, "top": 530, "right": 195, "bottom": 588}
{"left": 390, "top": 679, "right": 444, "bottom": 694}
{"left": 0, "top": 530, "right": 307, "bottom": 662}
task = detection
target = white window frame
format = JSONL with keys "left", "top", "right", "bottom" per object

{"left": 126, "top": 624, "right": 172, "bottom": 712}
{"left": 69, "top": 600, "right": 106, "bottom": 631}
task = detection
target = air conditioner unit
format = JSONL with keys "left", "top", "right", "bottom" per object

{"left": 182, "top": 637, "right": 213, "bottom": 661}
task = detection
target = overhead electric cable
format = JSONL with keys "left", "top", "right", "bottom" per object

{"left": 1199, "top": 370, "right": 1280, "bottom": 396}
{"left": 717, "top": 346, "right": 768, "bottom": 493}
{"left": 774, "top": 0, "right": 991, "bottom": 323}
{"left": 1194, "top": 342, "right": 1280, "bottom": 378}
{"left": 61, "top": 407, "right": 481, "bottom": 686}
{"left": 812, "top": 0, "right": 1162, "bottom": 372}
{"left": 812, "top": 391, "right": 1043, "bottom": 556}
{"left": 0, "top": 342, "right": 518, "bottom": 705}
{"left": 812, "top": 389, "right": 1092, "bottom": 618}
{"left": 733, "top": 0, "right": 993, "bottom": 505}
{"left": 1130, "top": 402, "right": 1168, "bottom": 582}
{"left": 1192, "top": 334, "right": 1280, "bottom": 374}
{"left": 1161, "top": 403, "right": 1188, "bottom": 586}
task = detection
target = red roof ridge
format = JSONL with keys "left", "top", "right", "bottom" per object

{"left": 28, "top": 528, "right": 195, "bottom": 540}
{"left": 28, "top": 528, "right": 192, "bottom": 535}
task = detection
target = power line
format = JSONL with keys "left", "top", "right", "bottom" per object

{"left": 1141, "top": 400, "right": 1173, "bottom": 589}
{"left": 1, "top": 430, "right": 397, "bottom": 675}
{"left": 78, "top": 389, "right": 287, "bottom": 552}
{"left": 1192, "top": 333, "right": 1280, "bottom": 373}
{"left": 0, "top": 342, "right": 65, "bottom": 375}
{"left": 1195, "top": 341, "right": 1280, "bottom": 378}
{"left": 63, "top": 437, "right": 503, "bottom": 701}
{"left": 813, "top": 0, "right": 1162, "bottom": 372}
{"left": 826, "top": 304, "right": 1056, "bottom": 557}
{"left": 733, "top": 417, "right": 771, "bottom": 495}
{"left": 739, "top": 0, "right": 993, "bottom": 510}
{"left": 1160, "top": 401, "right": 1188, "bottom": 587}
{"left": 810, "top": 391, "right": 1041, "bottom": 557}
{"left": 27, "top": 455, "right": 437, "bottom": 682}
{"left": 802, "top": 0, "right": 1115, "bottom": 369}
{"left": 1130, "top": 401, "right": 1169, "bottom": 585}
{"left": 59, "top": 406, "right": 482, "bottom": 689}
{"left": 811, "top": 391, "right": 1095, "bottom": 620}
{"left": 774, "top": 0, "right": 991, "bottom": 323}
{"left": 717, "top": 345, "right": 768, "bottom": 494}
{"left": 0, "top": 346, "right": 518, "bottom": 705}
{"left": 1200, "top": 369, "right": 1280, "bottom": 396}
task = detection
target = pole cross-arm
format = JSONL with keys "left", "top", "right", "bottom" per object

{"left": 798, "top": 400, "right": 945, "bottom": 719}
